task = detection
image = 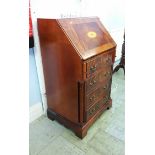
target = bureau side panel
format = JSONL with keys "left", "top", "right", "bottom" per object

{"left": 37, "top": 19, "right": 82, "bottom": 123}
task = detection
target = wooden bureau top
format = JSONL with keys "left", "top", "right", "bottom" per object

{"left": 37, "top": 17, "right": 116, "bottom": 60}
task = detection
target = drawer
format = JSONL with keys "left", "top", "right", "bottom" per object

{"left": 86, "top": 95, "right": 110, "bottom": 121}
{"left": 85, "top": 52, "right": 113, "bottom": 77}
{"left": 86, "top": 66, "right": 112, "bottom": 93}
{"left": 86, "top": 82, "right": 111, "bottom": 109}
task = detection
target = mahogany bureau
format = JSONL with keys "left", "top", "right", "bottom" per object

{"left": 37, "top": 17, "right": 116, "bottom": 139}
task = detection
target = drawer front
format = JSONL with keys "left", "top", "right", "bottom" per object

{"left": 86, "top": 82, "right": 111, "bottom": 109}
{"left": 86, "top": 66, "right": 112, "bottom": 93}
{"left": 86, "top": 52, "right": 112, "bottom": 77}
{"left": 86, "top": 95, "right": 110, "bottom": 121}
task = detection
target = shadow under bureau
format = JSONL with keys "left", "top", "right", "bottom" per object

{"left": 37, "top": 17, "right": 116, "bottom": 139}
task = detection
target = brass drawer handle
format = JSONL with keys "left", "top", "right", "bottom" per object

{"left": 88, "top": 103, "right": 100, "bottom": 116}
{"left": 102, "top": 96, "right": 109, "bottom": 103}
{"left": 90, "top": 65, "right": 97, "bottom": 71}
{"left": 103, "top": 85, "right": 108, "bottom": 90}
{"left": 103, "top": 86, "right": 106, "bottom": 89}
{"left": 89, "top": 95, "right": 96, "bottom": 101}
{"left": 89, "top": 80, "right": 96, "bottom": 86}
{"left": 96, "top": 104, "right": 100, "bottom": 109}
{"left": 88, "top": 96, "right": 110, "bottom": 117}
{"left": 89, "top": 109, "right": 94, "bottom": 115}
{"left": 105, "top": 57, "right": 112, "bottom": 64}
{"left": 104, "top": 71, "right": 111, "bottom": 77}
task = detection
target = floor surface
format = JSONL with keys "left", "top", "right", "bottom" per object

{"left": 29, "top": 69, "right": 125, "bottom": 155}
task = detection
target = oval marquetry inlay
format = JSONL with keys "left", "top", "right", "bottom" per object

{"left": 87, "top": 31, "right": 97, "bottom": 38}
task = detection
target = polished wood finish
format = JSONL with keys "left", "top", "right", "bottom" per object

{"left": 37, "top": 17, "right": 116, "bottom": 139}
